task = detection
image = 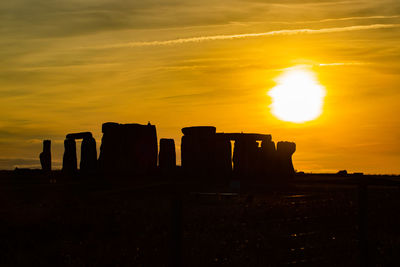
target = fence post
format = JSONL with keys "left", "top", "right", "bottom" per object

{"left": 169, "top": 194, "right": 183, "bottom": 267}
{"left": 358, "top": 179, "right": 368, "bottom": 267}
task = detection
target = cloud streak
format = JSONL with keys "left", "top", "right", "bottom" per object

{"left": 317, "top": 15, "right": 400, "bottom": 23}
{"left": 100, "top": 24, "right": 400, "bottom": 48}
{"left": 274, "top": 15, "right": 400, "bottom": 24}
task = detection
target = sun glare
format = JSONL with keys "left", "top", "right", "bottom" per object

{"left": 268, "top": 66, "right": 326, "bottom": 123}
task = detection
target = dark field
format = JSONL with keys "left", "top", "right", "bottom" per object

{"left": 0, "top": 171, "right": 399, "bottom": 266}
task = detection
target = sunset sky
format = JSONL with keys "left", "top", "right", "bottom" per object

{"left": 1, "top": 0, "right": 399, "bottom": 173}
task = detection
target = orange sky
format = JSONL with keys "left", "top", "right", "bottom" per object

{"left": 1, "top": 0, "right": 399, "bottom": 173}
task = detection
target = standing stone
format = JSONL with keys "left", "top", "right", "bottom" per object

{"left": 260, "top": 139, "right": 277, "bottom": 175}
{"left": 39, "top": 140, "right": 51, "bottom": 172}
{"left": 247, "top": 139, "right": 260, "bottom": 176}
{"left": 181, "top": 126, "right": 216, "bottom": 176}
{"left": 64, "top": 132, "right": 97, "bottom": 174}
{"left": 80, "top": 136, "right": 97, "bottom": 173}
{"left": 215, "top": 134, "right": 232, "bottom": 176}
{"left": 232, "top": 137, "right": 248, "bottom": 176}
{"left": 62, "top": 138, "right": 77, "bottom": 174}
{"left": 159, "top": 138, "right": 176, "bottom": 172}
{"left": 98, "top": 122, "right": 158, "bottom": 174}
{"left": 276, "top": 141, "right": 296, "bottom": 176}
{"left": 98, "top": 122, "right": 122, "bottom": 172}
{"left": 232, "top": 136, "right": 259, "bottom": 177}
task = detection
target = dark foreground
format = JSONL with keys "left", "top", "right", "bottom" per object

{"left": 0, "top": 171, "right": 399, "bottom": 266}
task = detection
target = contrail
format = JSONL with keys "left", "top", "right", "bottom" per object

{"left": 101, "top": 24, "right": 399, "bottom": 48}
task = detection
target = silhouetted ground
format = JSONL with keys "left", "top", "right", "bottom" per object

{"left": 0, "top": 170, "right": 399, "bottom": 266}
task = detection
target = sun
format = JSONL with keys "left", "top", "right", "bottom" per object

{"left": 268, "top": 66, "right": 326, "bottom": 123}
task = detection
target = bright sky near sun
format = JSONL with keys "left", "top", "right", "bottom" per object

{"left": 268, "top": 66, "right": 326, "bottom": 123}
{"left": 1, "top": 0, "right": 400, "bottom": 173}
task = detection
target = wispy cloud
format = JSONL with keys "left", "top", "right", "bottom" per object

{"left": 317, "top": 15, "right": 400, "bottom": 23}
{"left": 98, "top": 24, "right": 399, "bottom": 48}
{"left": 273, "top": 15, "right": 400, "bottom": 24}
